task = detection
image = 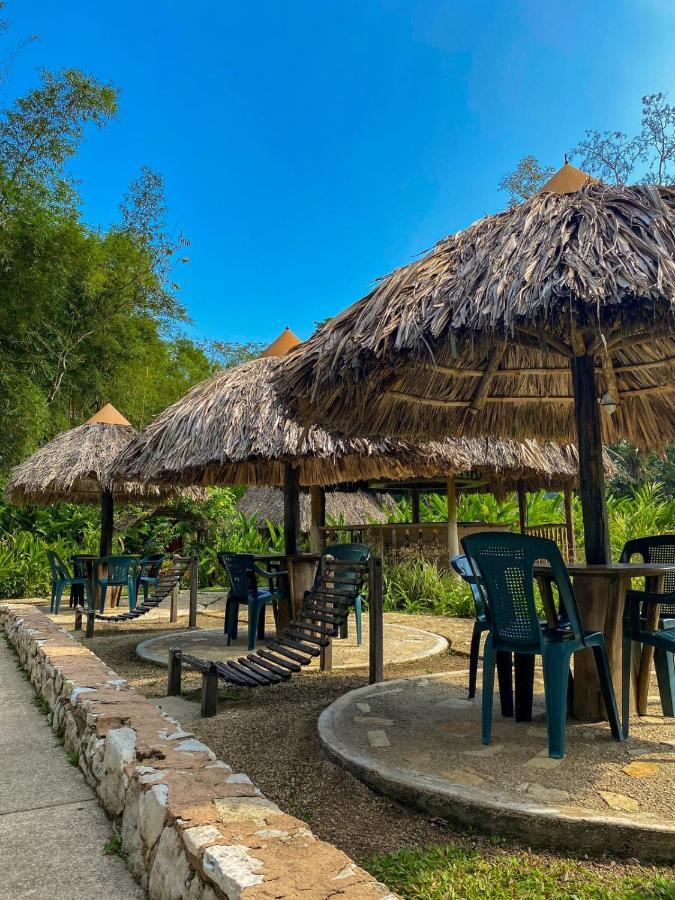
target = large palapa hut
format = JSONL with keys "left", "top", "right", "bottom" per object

{"left": 112, "top": 326, "right": 611, "bottom": 560}
{"left": 276, "top": 164, "right": 675, "bottom": 563}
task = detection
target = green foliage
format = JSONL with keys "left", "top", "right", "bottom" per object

{"left": 102, "top": 835, "right": 123, "bottom": 857}
{"left": 499, "top": 154, "right": 555, "bottom": 206}
{"left": 367, "top": 844, "right": 675, "bottom": 900}
{"left": 66, "top": 750, "right": 79, "bottom": 767}
{"left": 383, "top": 559, "right": 473, "bottom": 617}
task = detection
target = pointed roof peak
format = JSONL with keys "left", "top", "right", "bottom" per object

{"left": 259, "top": 327, "right": 302, "bottom": 358}
{"left": 538, "top": 160, "right": 596, "bottom": 195}
{"left": 86, "top": 403, "right": 132, "bottom": 427}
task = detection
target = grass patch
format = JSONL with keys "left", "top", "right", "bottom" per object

{"left": 367, "top": 845, "right": 675, "bottom": 900}
{"left": 66, "top": 750, "right": 79, "bottom": 767}
{"left": 103, "top": 834, "right": 123, "bottom": 857}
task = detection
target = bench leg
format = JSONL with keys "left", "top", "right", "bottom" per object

{"left": 201, "top": 664, "right": 219, "bottom": 717}
{"left": 85, "top": 611, "right": 95, "bottom": 638}
{"left": 168, "top": 648, "right": 182, "bottom": 696}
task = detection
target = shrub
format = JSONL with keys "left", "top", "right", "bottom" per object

{"left": 383, "top": 558, "right": 473, "bottom": 617}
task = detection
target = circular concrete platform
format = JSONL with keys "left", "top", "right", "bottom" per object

{"left": 136, "top": 623, "right": 448, "bottom": 670}
{"left": 318, "top": 670, "right": 675, "bottom": 861}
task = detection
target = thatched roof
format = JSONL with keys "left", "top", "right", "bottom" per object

{"left": 276, "top": 172, "right": 675, "bottom": 447}
{"left": 237, "top": 487, "right": 396, "bottom": 531}
{"left": 5, "top": 404, "right": 187, "bottom": 506}
{"left": 110, "top": 353, "right": 605, "bottom": 491}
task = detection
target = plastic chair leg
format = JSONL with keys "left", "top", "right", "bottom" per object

{"left": 50, "top": 585, "right": 56, "bottom": 614}
{"left": 54, "top": 583, "right": 65, "bottom": 615}
{"left": 355, "top": 596, "right": 362, "bottom": 647}
{"left": 622, "top": 632, "right": 632, "bottom": 738}
{"left": 247, "top": 601, "right": 265, "bottom": 652}
{"left": 98, "top": 585, "right": 107, "bottom": 614}
{"left": 128, "top": 580, "right": 137, "bottom": 611}
{"left": 592, "top": 641, "right": 622, "bottom": 741}
{"left": 257, "top": 603, "right": 266, "bottom": 640}
{"left": 542, "top": 647, "right": 570, "bottom": 759}
{"left": 654, "top": 649, "right": 675, "bottom": 718}
{"left": 481, "top": 635, "right": 497, "bottom": 745}
{"left": 224, "top": 598, "right": 236, "bottom": 645}
{"left": 468, "top": 623, "right": 482, "bottom": 700}
{"left": 496, "top": 652, "right": 514, "bottom": 717}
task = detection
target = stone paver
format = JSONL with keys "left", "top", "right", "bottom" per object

{"left": 0, "top": 640, "right": 145, "bottom": 899}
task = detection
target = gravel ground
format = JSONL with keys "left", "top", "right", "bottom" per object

{"left": 65, "top": 611, "right": 674, "bottom": 885}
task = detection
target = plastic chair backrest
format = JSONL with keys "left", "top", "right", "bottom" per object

{"left": 462, "top": 532, "right": 583, "bottom": 649}
{"left": 451, "top": 554, "right": 488, "bottom": 623}
{"left": 100, "top": 555, "right": 137, "bottom": 584}
{"left": 70, "top": 556, "right": 89, "bottom": 579}
{"left": 323, "top": 543, "right": 370, "bottom": 563}
{"left": 47, "top": 550, "right": 71, "bottom": 582}
{"left": 139, "top": 553, "right": 166, "bottom": 578}
{"left": 620, "top": 535, "right": 675, "bottom": 615}
{"left": 319, "top": 543, "right": 369, "bottom": 587}
{"left": 218, "top": 552, "right": 256, "bottom": 600}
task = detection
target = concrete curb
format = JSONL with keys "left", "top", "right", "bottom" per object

{"left": 318, "top": 677, "right": 675, "bottom": 863}
{"left": 1, "top": 604, "right": 397, "bottom": 900}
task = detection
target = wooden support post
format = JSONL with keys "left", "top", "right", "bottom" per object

{"left": 201, "top": 663, "right": 219, "bottom": 717}
{"left": 571, "top": 353, "right": 610, "bottom": 564}
{"left": 563, "top": 485, "right": 577, "bottom": 561}
{"left": 368, "top": 555, "right": 384, "bottom": 684}
{"left": 283, "top": 463, "right": 300, "bottom": 556}
{"left": 517, "top": 480, "right": 527, "bottom": 534}
{"left": 411, "top": 490, "right": 420, "bottom": 524}
{"left": 309, "top": 486, "right": 325, "bottom": 554}
{"left": 447, "top": 476, "right": 459, "bottom": 565}
{"left": 319, "top": 636, "right": 333, "bottom": 671}
{"left": 85, "top": 610, "right": 95, "bottom": 638}
{"left": 99, "top": 488, "right": 114, "bottom": 558}
{"left": 170, "top": 553, "right": 180, "bottom": 623}
{"left": 167, "top": 647, "right": 182, "bottom": 696}
{"left": 189, "top": 555, "right": 198, "bottom": 628}
{"left": 74, "top": 607, "right": 82, "bottom": 631}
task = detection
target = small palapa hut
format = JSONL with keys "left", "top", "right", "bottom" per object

{"left": 5, "top": 404, "right": 186, "bottom": 556}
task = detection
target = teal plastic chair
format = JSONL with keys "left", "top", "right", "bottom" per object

{"left": 452, "top": 554, "right": 490, "bottom": 699}
{"left": 620, "top": 535, "right": 675, "bottom": 717}
{"left": 321, "top": 543, "right": 369, "bottom": 646}
{"left": 137, "top": 553, "right": 167, "bottom": 603}
{"left": 462, "top": 532, "right": 623, "bottom": 759}
{"left": 622, "top": 587, "right": 675, "bottom": 736}
{"left": 97, "top": 556, "right": 138, "bottom": 613}
{"left": 218, "top": 552, "right": 290, "bottom": 651}
{"left": 47, "top": 551, "right": 90, "bottom": 614}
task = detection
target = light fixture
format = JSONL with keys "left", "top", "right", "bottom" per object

{"left": 601, "top": 391, "right": 616, "bottom": 415}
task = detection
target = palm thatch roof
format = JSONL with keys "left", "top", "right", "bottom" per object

{"left": 110, "top": 353, "right": 607, "bottom": 491}
{"left": 275, "top": 170, "right": 675, "bottom": 447}
{"left": 237, "top": 487, "right": 396, "bottom": 531}
{"left": 5, "top": 404, "right": 188, "bottom": 506}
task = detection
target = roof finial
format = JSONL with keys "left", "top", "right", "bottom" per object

{"left": 564, "top": 153, "right": 569, "bottom": 165}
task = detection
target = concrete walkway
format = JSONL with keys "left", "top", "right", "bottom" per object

{"left": 0, "top": 640, "right": 145, "bottom": 899}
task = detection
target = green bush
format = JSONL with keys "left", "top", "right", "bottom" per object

{"left": 383, "top": 558, "right": 473, "bottom": 617}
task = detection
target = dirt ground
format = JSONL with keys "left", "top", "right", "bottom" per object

{"left": 74, "top": 611, "right": 673, "bottom": 885}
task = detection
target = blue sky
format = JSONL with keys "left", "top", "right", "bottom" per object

{"left": 4, "top": 1, "right": 675, "bottom": 346}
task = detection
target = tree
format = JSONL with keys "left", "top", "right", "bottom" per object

{"left": 0, "top": 67, "right": 118, "bottom": 215}
{"left": 498, "top": 155, "right": 554, "bottom": 206}
{"left": 573, "top": 93, "right": 675, "bottom": 186}
{"left": 499, "top": 92, "right": 675, "bottom": 206}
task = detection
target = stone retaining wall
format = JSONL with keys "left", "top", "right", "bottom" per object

{"left": 1, "top": 605, "right": 394, "bottom": 900}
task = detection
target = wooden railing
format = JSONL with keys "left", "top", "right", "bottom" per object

{"left": 525, "top": 523, "right": 573, "bottom": 561}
